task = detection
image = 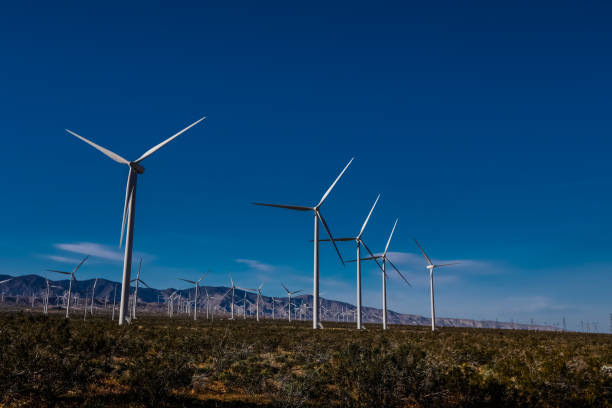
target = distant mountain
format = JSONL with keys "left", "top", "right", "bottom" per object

{"left": 0, "top": 273, "right": 557, "bottom": 330}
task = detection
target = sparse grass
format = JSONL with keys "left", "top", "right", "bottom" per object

{"left": 0, "top": 312, "right": 610, "bottom": 407}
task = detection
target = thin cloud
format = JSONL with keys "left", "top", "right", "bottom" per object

{"left": 54, "top": 242, "right": 124, "bottom": 262}
{"left": 385, "top": 252, "right": 498, "bottom": 275}
{"left": 45, "top": 255, "right": 83, "bottom": 264}
{"left": 235, "top": 258, "right": 275, "bottom": 272}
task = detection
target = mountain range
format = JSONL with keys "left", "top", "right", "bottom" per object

{"left": 0, "top": 273, "right": 557, "bottom": 330}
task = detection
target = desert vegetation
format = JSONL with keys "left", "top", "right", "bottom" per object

{"left": 0, "top": 313, "right": 610, "bottom": 407}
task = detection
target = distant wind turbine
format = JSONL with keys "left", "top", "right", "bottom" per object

{"left": 67, "top": 117, "right": 205, "bottom": 325}
{"left": 89, "top": 278, "right": 98, "bottom": 316}
{"left": 47, "top": 256, "right": 88, "bottom": 318}
{"left": 228, "top": 273, "right": 238, "bottom": 319}
{"left": 239, "top": 283, "right": 265, "bottom": 322}
{"left": 414, "top": 239, "right": 459, "bottom": 331}
{"left": 130, "top": 259, "right": 151, "bottom": 319}
{"left": 179, "top": 271, "right": 208, "bottom": 321}
{"left": 254, "top": 158, "right": 353, "bottom": 329}
{"left": 281, "top": 283, "right": 302, "bottom": 323}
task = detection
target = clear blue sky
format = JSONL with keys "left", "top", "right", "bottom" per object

{"left": 1, "top": 1, "right": 610, "bottom": 331}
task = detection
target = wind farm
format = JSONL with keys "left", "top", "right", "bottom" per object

{"left": 1, "top": 2, "right": 611, "bottom": 407}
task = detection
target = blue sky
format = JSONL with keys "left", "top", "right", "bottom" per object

{"left": 1, "top": 1, "right": 611, "bottom": 331}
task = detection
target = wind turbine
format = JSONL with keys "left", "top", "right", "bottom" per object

{"left": 281, "top": 283, "right": 302, "bottom": 323}
{"left": 254, "top": 283, "right": 264, "bottom": 322}
{"left": 112, "top": 284, "right": 118, "bottom": 321}
{"left": 414, "top": 239, "right": 459, "bottom": 331}
{"left": 320, "top": 194, "right": 380, "bottom": 329}
{"left": 0, "top": 279, "right": 11, "bottom": 303}
{"left": 352, "top": 219, "right": 411, "bottom": 330}
{"left": 238, "top": 282, "right": 265, "bottom": 322}
{"left": 218, "top": 287, "right": 233, "bottom": 320}
{"left": 179, "top": 272, "right": 208, "bottom": 321}
{"left": 67, "top": 117, "right": 206, "bottom": 325}
{"left": 130, "top": 259, "right": 151, "bottom": 319}
{"left": 203, "top": 286, "right": 221, "bottom": 320}
{"left": 47, "top": 256, "right": 88, "bottom": 318}
{"left": 254, "top": 158, "right": 353, "bottom": 329}
{"left": 228, "top": 273, "right": 237, "bottom": 319}
{"left": 90, "top": 278, "right": 98, "bottom": 316}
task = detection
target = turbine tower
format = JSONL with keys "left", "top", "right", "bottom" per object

{"left": 254, "top": 158, "right": 353, "bottom": 329}
{"left": 47, "top": 256, "right": 88, "bottom": 318}
{"left": 320, "top": 194, "right": 380, "bottom": 329}
{"left": 66, "top": 117, "right": 205, "bottom": 325}
{"left": 414, "top": 239, "right": 459, "bottom": 331}
{"left": 353, "top": 219, "right": 411, "bottom": 329}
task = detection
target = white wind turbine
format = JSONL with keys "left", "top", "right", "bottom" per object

{"left": 89, "top": 278, "right": 98, "bottom": 316}
{"left": 272, "top": 297, "right": 281, "bottom": 320}
{"left": 0, "top": 279, "right": 11, "bottom": 303}
{"left": 47, "top": 256, "right": 88, "bottom": 319}
{"left": 281, "top": 283, "right": 302, "bottom": 323}
{"left": 320, "top": 194, "right": 380, "bottom": 329}
{"left": 218, "top": 287, "right": 233, "bottom": 320}
{"left": 203, "top": 286, "right": 222, "bottom": 320}
{"left": 254, "top": 158, "right": 353, "bottom": 329}
{"left": 228, "top": 273, "right": 238, "bottom": 319}
{"left": 414, "top": 239, "right": 459, "bottom": 331}
{"left": 112, "top": 284, "right": 118, "bottom": 321}
{"left": 239, "top": 283, "right": 265, "bottom": 322}
{"left": 179, "top": 272, "right": 208, "bottom": 321}
{"left": 353, "top": 219, "right": 411, "bottom": 330}
{"left": 67, "top": 117, "right": 205, "bottom": 325}
{"left": 130, "top": 259, "right": 151, "bottom": 320}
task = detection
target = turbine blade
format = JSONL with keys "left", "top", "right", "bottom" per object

{"left": 198, "top": 271, "right": 209, "bottom": 283}
{"left": 252, "top": 203, "right": 312, "bottom": 211}
{"left": 387, "top": 258, "right": 412, "bottom": 287}
{"left": 138, "top": 279, "right": 151, "bottom": 288}
{"left": 259, "top": 282, "right": 265, "bottom": 290}
{"left": 358, "top": 194, "right": 380, "bottom": 238}
{"left": 222, "top": 288, "right": 232, "bottom": 298}
{"left": 135, "top": 117, "right": 206, "bottom": 163}
{"left": 66, "top": 129, "right": 130, "bottom": 164}
{"left": 436, "top": 262, "right": 460, "bottom": 268}
{"left": 350, "top": 256, "right": 379, "bottom": 262}
{"left": 0, "top": 279, "right": 11, "bottom": 285}
{"left": 120, "top": 169, "right": 134, "bottom": 248}
{"left": 317, "top": 211, "right": 345, "bottom": 266}
{"left": 47, "top": 270, "right": 71, "bottom": 275}
{"left": 73, "top": 256, "right": 89, "bottom": 273}
{"left": 413, "top": 238, "right": 433, "bottom": 265}
{"left": 361, "top": 240, "right": 385, "bottom": 273}
{"left": 291, "top": 290, "right": 303, "bottom": 294}
{"left": 383, "top": 219, "right": 398, "bottom": 257}
{"left": 317, "top": 157, "right": 354, "bottom": 207}
{"left": 179, "top": 278, "right": 196, "bottom": 285}
{"left": 314, "top": 237, "right": 355, "bottom": 242}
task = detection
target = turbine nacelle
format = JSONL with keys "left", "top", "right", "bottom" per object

{"left": 129, "top": 162, "right": 145, "bottom": 174}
